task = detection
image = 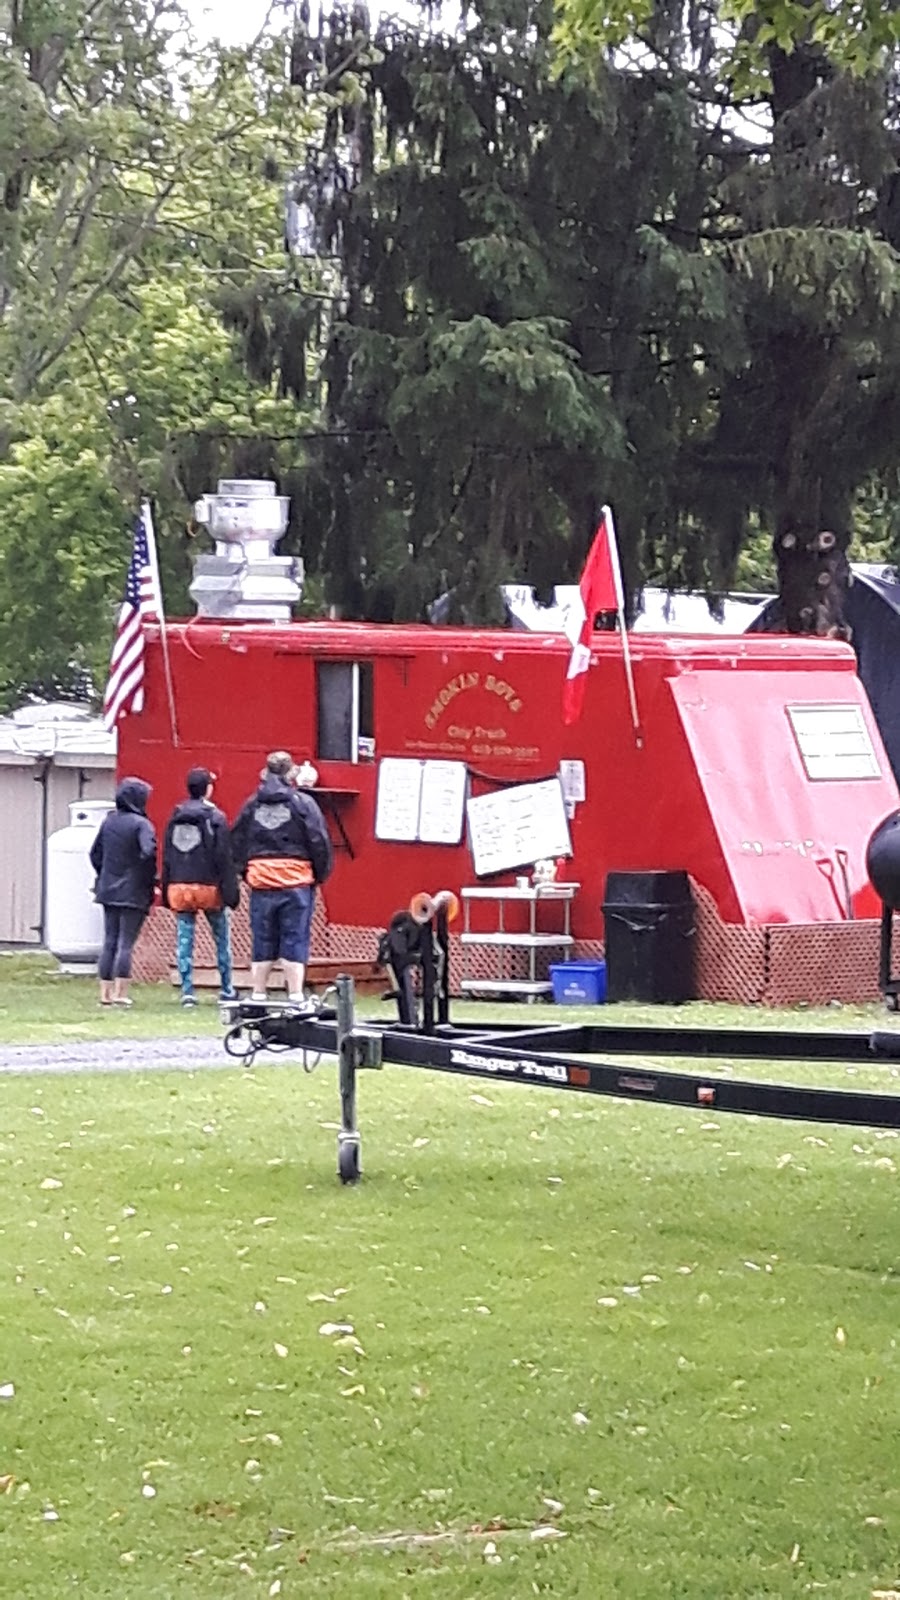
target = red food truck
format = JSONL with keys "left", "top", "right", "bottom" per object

{"left": 119, "top": 616, "right": 898, "bottom": 997}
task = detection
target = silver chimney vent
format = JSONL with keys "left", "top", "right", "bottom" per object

{"left": 189, "top": 478, "right": 303, "bottom": 622}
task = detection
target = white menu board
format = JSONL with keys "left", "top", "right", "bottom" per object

{"left": 466, "top": 777, "right": 572, "bottom": 877}
{"left": 375, "top": 758, "right": 467, "bottom": 844}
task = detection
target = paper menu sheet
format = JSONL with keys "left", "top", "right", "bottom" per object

{"left": 374, "top": 758, "right": 466, "bottom": 844}
{"left": 418, "top": 760, "right": 467, "bottom": 844}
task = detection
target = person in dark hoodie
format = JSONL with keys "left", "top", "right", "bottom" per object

{"left": 161, "top": 766, "right": 240, "bottom": 1007}
{"left": 231, "top": 750, "right": 333, "bottom": 1006}
{"left": 89, "top": 777, "right": 157, "bottom": 1008}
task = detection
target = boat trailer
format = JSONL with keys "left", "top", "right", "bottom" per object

{"left": 221, "top": 978, "right": 900, "bottom": 1184}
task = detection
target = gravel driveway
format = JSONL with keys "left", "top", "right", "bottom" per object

{"left": 0, "top": 1035, "right": 235, "bottom": 1077}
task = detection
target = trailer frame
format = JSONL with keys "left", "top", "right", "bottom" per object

{"left": 220, "top": 980, "right": 900, "bottom": 1183}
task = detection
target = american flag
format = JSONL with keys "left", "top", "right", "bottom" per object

{"left": 102, "top": 505, "right": 161, "bottom": 731}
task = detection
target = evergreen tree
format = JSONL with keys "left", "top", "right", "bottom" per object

{"left": 692, "top": 51, "right": 900, "bottom": 635}
{"left": 282, "top": 0, "right": 737, "bottom": 618}
{"left": 279, "top": 1, "right": 900, "bottom": 636}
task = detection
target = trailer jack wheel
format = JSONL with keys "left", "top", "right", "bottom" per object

{"left": 338, "top": 1136, "right": 361, "bottom": 1185}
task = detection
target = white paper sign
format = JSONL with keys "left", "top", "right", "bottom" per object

{"left": 559, "top": 759, "right": 586, "bottom": 804}
{"left": 466, "top": 778, "right": 572, "bottom": 877}
{"left": 787, "top": 704, "right": 881, "bottom": 781}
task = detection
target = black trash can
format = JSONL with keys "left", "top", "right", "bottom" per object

{"left": 602, "top": 870, "right": 696, "bottom": 1003}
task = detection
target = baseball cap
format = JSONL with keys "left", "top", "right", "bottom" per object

{"left": 186, "top": 765, "right": 215, "bottom": 796}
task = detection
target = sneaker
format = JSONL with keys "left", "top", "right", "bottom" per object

{"left": 219, "top": 988, "right": 238, "bottom": 1003}
{"left": 286, "top": 995, "right": 316, "bottom": 1014}
{"left": 180, "top": 993, "right": 197, "bottom": 1009}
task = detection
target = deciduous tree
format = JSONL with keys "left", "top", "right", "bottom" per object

{"left": 0, "top": 5, "right": 321, "bottom": 703}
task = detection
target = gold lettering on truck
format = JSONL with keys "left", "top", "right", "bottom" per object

{"left": 425, "top": 671, "right": 523, "bottom": 730}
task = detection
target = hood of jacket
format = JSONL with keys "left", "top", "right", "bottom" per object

{"left": 170, "top": 796, "right": 215, "bottom": 823}
{"left": 116, "top": 777, "right": 152, "bottom": 814}
{"left": 255, "top": 773, "right": 294, "bottom": 805}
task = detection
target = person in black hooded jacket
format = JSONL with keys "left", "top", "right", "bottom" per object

{"left": 89, "top": 776, "right": 157, "bottom": 1007}
{"left": 162, "top": 766, "right": 239, "bottom": 1006}
{"left": 231, "top": 750, "right": 332, "bottom": 1005}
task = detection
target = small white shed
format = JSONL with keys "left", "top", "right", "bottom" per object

{"left": 0, "top": 704, "right": 115, "bottom": 946}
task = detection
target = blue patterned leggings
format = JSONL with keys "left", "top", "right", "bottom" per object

{"left": 175, "top": 909, "right": 233, "bottom": 996}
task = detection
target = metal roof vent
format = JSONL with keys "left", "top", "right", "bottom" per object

{"left": 189, "top": 478, "right": 303, "bottom": 622}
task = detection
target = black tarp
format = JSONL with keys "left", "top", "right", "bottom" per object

{"left": 749, "top": 569, "right": 900, "bottom": 785}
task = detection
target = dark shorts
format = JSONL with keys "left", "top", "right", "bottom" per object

{"left": 249, "top": 885, "right": 314, "bottom": 963}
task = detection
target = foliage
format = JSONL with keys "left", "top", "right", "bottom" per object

{"left": 0, "top": 266, "right": 311, "bottom": 703}
{"left": 695, "top": 61, "right": 900, "bottom": 634}
{"left": 3, "top": 0, "right": 900, "bottom": 689}
{"left": 273, "top": 0, "right": 900, "bottom": 632}
{"left": 552, "top": 0, "right": 900, "bottom": 90}
{"left": 282, "top": 2, "right": 740, "bottom": 618}
{"left": 0, "top": 5, "right": 322, "bottom": 705}
{"left": 1, "top": 0, "right": 188, "bottom": 420}
{"left": 0, "top": 398, "right": 125, "bottom": 700}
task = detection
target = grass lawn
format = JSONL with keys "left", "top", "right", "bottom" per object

{"left": 0, "top": 950, "right": 891, "bottom": 1048}
{"left": 0, "top": 954, "right": 224, "bottom": 1046}
{"left": 2, "top": 956, "right": 900, "bottom": 1596}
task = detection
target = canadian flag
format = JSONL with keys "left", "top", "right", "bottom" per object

{"left": 562, "top": 505, "right": 624, "bottom": 726}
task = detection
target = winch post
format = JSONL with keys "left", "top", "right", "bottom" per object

{"left": 336, "top": 975, "right": 361, "bottom": 1183}
{"left": 878, "top": 902, "right": 900, "bottom": 1010}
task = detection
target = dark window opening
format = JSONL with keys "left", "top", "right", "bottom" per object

{"left": 316, "top": 661, "right": 374, "bottom": 762}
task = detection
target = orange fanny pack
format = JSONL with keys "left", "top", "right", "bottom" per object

{"left": 247, "top": 858, "right": 313, "bottom": 890}
{"left": 168, "top": 883, "right": 223, "bottom": 913}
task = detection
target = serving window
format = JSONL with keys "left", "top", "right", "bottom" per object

{"left": 316, "top": 661, "right": 374, "bottom": 763}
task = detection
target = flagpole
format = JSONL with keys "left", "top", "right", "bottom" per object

{"left": 143, "top": 499, "right": 180, "bottom": 748}
{"left": 603, "top": 505, "right": 643, "bottom": 749}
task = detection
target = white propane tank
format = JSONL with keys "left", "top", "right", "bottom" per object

{"left": 46, "top": 799, "right": 113, "bottom": 967}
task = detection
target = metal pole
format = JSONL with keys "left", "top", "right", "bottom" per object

{"left": 604, "top": 505, "right": 643, "bottom": 750}
{"left": 142, "top": 500, "right": 180, "bottom": 748}
{"left": 336, "top": 974, "right": 361, "bottom": 1182}
{"left": 35, "top": 757, "right": 50, "bottom": 946}
{"left": 879, "top": 902, "right": 893, "bottom": 1002}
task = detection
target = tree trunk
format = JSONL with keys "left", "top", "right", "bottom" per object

{"left": 765, "top": 323, "right": 854, "bottom": 640}
{"left": 772, "top": 525, "right": 853, "bottom": 640}
{"left": 758, "top": 40, "right": 854, "bottom": 641}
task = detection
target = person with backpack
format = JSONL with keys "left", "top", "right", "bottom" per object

{"left": 161, "top": 766, "right": 240, "bottom": 1007}
{"left": 231, "top": 750, "right": 333, "bottom": 1007}
{"left": 90, "top": 777, "right": 158, "bottom": 1008}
